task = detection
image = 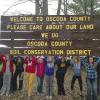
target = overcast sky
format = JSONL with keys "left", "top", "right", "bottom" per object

{"left": 0, "top": 0, "right": 73, "bottom": 15}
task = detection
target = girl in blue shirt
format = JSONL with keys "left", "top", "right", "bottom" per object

{"left": 70, "top": 56, "right": 83, "bottom": 97}
{"left": 45, "top": 56, "right": 54, "bottom": 99}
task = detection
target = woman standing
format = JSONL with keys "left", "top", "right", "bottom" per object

{"left": 45, "top": 56, "right": 54, "bottom": 99}
{"left": 70, "top": 56, "right": 83, "bottom": 96}
{"left": 97, "top": 60, "right": 100, "bottom": 96}
{"left": 24, "top": 56, "right": 36, "bottom": 98}
{"left": 82, "top": 56, "right": 98, "bottom": 100}
{"left": 36, "top": 56, "right": 45, "bottom": 96}
{"left": 0, "top": 55, "right": 4, "bottom": 90}
{"left": 55, "top": 56, "right": 69, "bottom": 100}
{"left": 13, "top": 56, "right": 24, "bottom": 91}
{"left": 0, "top": 54, "right": 14, "bottom": 96}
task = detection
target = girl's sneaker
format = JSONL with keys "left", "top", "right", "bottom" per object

{"left": 46, "top": 96, "right": 49, "bottom": 99}
{"left": 28, "top": 96, "right": 31, "bottom": 100}
{"left": 6, "top": 93, "right": 9, "bottom": 96}
{"left": 0, "top": 92, "right": 5, "bottom": 95}
{"left": 37, "top": 92, "right": 41, "bottom": 96}
{"left": 80, "top": 91, "right": 83, "bottom": 97}
{"left": 49, "top": 96, "right": 53, "bottom": 99}
{"left": 28, "top": 94, "right": 31, "bottom": 97}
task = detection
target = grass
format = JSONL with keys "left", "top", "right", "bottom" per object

{"left": 0, "top": 69, "right": 99, "bottom": 100}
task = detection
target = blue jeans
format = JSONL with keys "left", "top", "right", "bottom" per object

{"left": 97, "top": 78, "right": 100, "bottom": 96}
{"left": 1, "top": 73, "right": 11, "bottom": 94}
{"left": 46, "top": 75, "right": 53, "bottom": 96}
{"left": 0, "top": 72, "right": 3, "bottom": 90}
{"left": 86, "top": 79, "right": 98, "bottom": 100}
{"left": 37, "top": 77, "right": 44, "bottom": 94}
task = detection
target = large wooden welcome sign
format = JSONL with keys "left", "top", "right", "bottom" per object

{"left": 0, "top": 15, "right": 100, "bottom": 56}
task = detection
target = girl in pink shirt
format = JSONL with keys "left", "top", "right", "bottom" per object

{"left": 36, "top": 56, "right": 45, "bottom": 96}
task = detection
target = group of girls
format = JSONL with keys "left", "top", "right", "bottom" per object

{"left": 0, "top": 54, "right": 100, "bottom": 100}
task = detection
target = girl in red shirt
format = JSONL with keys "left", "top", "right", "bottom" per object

{"left": 24, "top": 56, "right": 36, "bottom": 98}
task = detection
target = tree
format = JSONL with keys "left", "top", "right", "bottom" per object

{"left": 64, "top": 0, "right": 68, "bottom": 15}
{"left": 57, "top": 0, "right": 62, "bottom": 15}
{"left": 67, "top": 0, "right": 100, "bottom": 15}
{"left": 42, "top": 0, "right": 48, "bottom": 15}
{"left": 35, "top": 0, "right": 40, "bottom": 15}
{"left": 84, "top": 0, "right": 88, "bottom": 15}
{"left": 90, "top": 0, "right": 94, "bottom": 15}
{"left": 35, "top": 0, "right": 48, "bottom": 15}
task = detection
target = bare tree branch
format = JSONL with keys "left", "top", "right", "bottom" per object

{"left": 2, "top": 0, "right": 30, "bottom": 15}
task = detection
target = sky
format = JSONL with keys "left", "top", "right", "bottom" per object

{"left": 0, "top": 0, "right": 73, "bottom": 15}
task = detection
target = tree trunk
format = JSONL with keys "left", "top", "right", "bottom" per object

{"left": 64, "top": 0, "right": 67, "bottom": 15}
{"left": 57, "top": 0, "right": 62, "bottom": 15}
{"left": 84, "top": 0, "right": 87, "bottom": 15}
{"left": 42, "top": 0, "right": 48, "bottom": 15}
{"left": 35, "top": 0, "right": 40, "bottom": 15}
{"left": 90, "top": 0, "right": 94, "bottom": 15}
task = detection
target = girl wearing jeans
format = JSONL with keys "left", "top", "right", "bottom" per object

{"left": 0, "top": 54, "right": 14, "bottom": 96}
{"left": 36, "top": 56, "right": 45, "bottom": 96}
{"left": 45, "top": 56, "right": 54, "bottom": 99}
{"left": 70, "top": 56, "right": 83, "bottom": 96}
{"left": 82, "top": 56, "right": 98, "bottom": 100}
{"left": 97, "top": 61, "right": 100, "bottom": 96}
{"left": 55, "top": 56, "right": 69, "bottom": 100}
{"left": 0, "top": 55, "right": 3, "bottom": 90}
